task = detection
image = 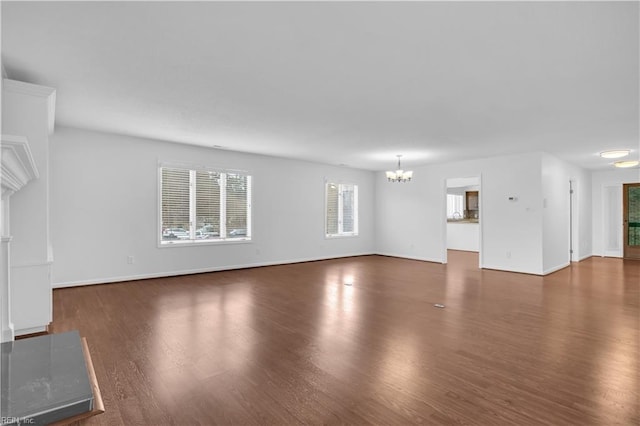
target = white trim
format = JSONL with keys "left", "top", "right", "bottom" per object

{"left": 3, "top": 79, "right": 55, "bottom": 98}
{"left": 14, "top": 325, "right": 48, "bottom": 336}
{"left": 11, "top": 260, "right": 53, "bottom": 269}
{"left": 159, "top": 165, "right": 252, "bottom": 244}
{"left": 1, "top": 134, "right": 39, "bottom": 198}
{"left": 325, "top": 233, "right": 359, "bottom": 239}
{"left": 158, "top": 238, "right": 251, "bottom": 248}
{"left": 325, "top": 182, "right": 359, "bottom": 237}
{"left": 1, "top": 325, "right": 14, "bottom": 343}
{"left": 481, "top": 265, "right": 543, "bottom": 276}
{"left": 577, "top": 253, "right": 593, "bottom": 262}
{"left": 158, "top": 159, "right": 250, "bottom": 175}
{"left": 52, "top": 252, "right": 376, "bottom": 288}
{"left": 246, "top": 175, "right": 252, "bottom": 239}
{"left": 443, "top": 174, "right": 483, "bottom": 267}
{"left": 376, "top": 252, "right": 444, "bottom": 264}
{"left": 157, "top": 166, "right": 162, "bottom": 247}
{"left": 219, "top": 172, "right": 227, "bottom": 238}
{"left": 543, "top": 262, "right": 571, "bottom": 275}
{"left": 51, "top": 252, "right": 574, "bottom": 288}
{"left": 569, "top": 178, "right": 579, "bottom": 262}
{"left": 478, "top": 174, "right": 484, "bottom": 269}
{"left": 3, "top": 79, "right": 56, "bottom": 135}
{"left": 442, "top": 178, "right": 448, "bottom": 264}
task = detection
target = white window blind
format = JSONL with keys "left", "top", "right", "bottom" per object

{"left": 326, "top": 183, "right": 358, "bottom": 237}
{"left": 160, "top": 166, "right": 251, "bottom": 244}
{"left": 226, "top": 173, "right": 250, "bottom": 238}
{"left": 161, "top": 168, "right": 190, "bottom": 239}
{"left": 447, "top": 194, "right": 464, "bottom": 219}
{"left": 195, "top": 171, "right": 221, "bottom": 238}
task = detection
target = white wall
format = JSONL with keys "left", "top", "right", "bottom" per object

{"left": 375, "top": 151, "right": 593, "bottom": 275}
{"left": 50, "top": 126, "right": 376, "bottom": 286}
{"left": 50, "top": 127, "right": 601, "bottom": 283}
{"left": 446, "top": 184, "right": 479, "bottom": 196}
{"left": 592, "top": 168, "right": 640, "bottom": 257}
{"left": 541, "top": 153, "right": 571, "bottom": 273}
{"left": 376, "top": 152, "right": 545, "bottom": 274}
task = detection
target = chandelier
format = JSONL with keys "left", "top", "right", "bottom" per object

{"left": 385, "top": 155, "right": 413, "bottom": 182}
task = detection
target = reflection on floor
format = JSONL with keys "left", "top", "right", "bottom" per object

{"left": 50, "top": 253, "right": 639, "bottom": 425}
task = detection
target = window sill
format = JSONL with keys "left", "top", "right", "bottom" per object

{"left": 325, "top": 234, "right": 359, "bottom": 239}
{"left": 158, "top": 238, "right": 252, "bottom": 248}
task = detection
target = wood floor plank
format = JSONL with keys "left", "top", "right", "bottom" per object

{"left": 50, "top": 252, "right": 639, "bottom": 425}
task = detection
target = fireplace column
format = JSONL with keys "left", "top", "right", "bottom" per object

{"left": 1, "top": 135, "right": 39, "bottom": 343}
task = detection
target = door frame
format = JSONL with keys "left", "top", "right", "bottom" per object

{"left": 569, "top": 178, "right": 580, "bottom": 262}
{"left": 442, "top": 174, "right": 483, "bottom": 268}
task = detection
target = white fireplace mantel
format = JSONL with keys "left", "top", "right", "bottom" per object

{"left": 1, "top": 134, "right": 39, "bottom": 199}
{"left": 1, "top": 134, "right": 40, "bottom": 342}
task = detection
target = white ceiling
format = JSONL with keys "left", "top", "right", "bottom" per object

{"left": 2, "top": 1, "right": 638, "bottom": 171}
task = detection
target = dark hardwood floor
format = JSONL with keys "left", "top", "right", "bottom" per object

{"left": 51, "top": 252, "right": 639, "bottom": 425}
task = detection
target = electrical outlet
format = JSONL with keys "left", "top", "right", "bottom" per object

{"left": 127, "top": 256, "right": 135, "bottom": 264}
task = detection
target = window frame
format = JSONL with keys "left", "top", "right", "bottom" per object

{"left": 325, "top": 182, "right": 359, "bottom": 238}
{"left": 157, "top": 162, "right": 252, "bottom": 248}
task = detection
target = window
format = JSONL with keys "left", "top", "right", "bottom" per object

{"left": 447, "top": 194, "right": 464, "bottom": 219}
{"left": 326, "top": 183, "right": 358, "bottom": 237}
{"left": 160, "top": 166, "right": 251, "bottom": 245}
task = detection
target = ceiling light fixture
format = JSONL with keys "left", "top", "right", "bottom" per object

{"left": 385, "top": 155, "right": 413, "bottom": 183}
{"left": 613, "top": 160, "right": 639, "bottom": 168}
{"left": 600, "top": 150, "right": 630, "bottom": 159}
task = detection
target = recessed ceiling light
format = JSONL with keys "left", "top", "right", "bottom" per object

{"left": 600, "top": 150, "right": 630, "bottom": 159}
{"left": 613, "top": 160, "right": 639, "bottom": 168}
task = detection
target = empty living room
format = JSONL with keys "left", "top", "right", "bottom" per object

{"left": 1, "top": 1, "right": 638, "bottom": 425}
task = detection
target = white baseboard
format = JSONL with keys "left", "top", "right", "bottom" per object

{"left": 481, "top": 264, "right": 542, "bottom": 276}
{"left": 52, "top": 252, "right": 581, "bottom": 288}
{"left": 15, "top": 325, "right": 47, "bottom": 336}
{"left": 375, "top": 252, "right": 444, "bottom": 264}
{"left": 1, "top": 322, "right": 15, "bottom": 343}
{"left": 577, "top": 253, "right": 593, "bottom": 262}
{"left": 53, "top": 252, "right": 375, "bottom": 288}
{"left": 543, "top": 262, "right": 571, "bottom": 275}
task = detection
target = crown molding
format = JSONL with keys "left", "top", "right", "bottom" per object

{"left": 3, "top": 79, "right": 57, "bottom": 135}
{"left": 1, "top": 134, "right": 40, "bottom": 199}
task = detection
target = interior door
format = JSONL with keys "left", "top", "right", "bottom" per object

{"left": 623, "top": 183, "right": 640, "bottom": 260}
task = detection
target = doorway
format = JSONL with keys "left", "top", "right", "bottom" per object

{"left": 623, "top": 183, "right": 640, "bottom": 260}
{"left": 443, "top": 176, "right": 482, "bottom": 268}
